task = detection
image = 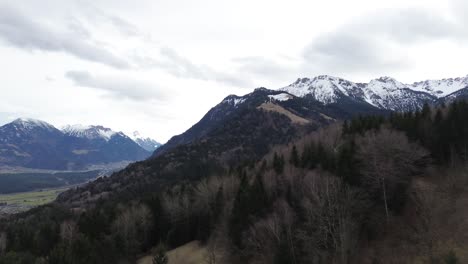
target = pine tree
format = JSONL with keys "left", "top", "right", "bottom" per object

{"left": 228, "top": 172, "right": 250, "bottom": 248}
{"left": 273, "top": 152, "right": 285, "bottom": 174}
{"left": 289, "top": 145, "right": 300, "bottom": 167}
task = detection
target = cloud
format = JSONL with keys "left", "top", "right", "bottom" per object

{"left": 302, "top": 8, "right": 464, "bottom": 74}
{"left": 0, "top": 4, "right": 129, "bottom": 69}
{"left": 65, "top": 70, "right": 167, "bottom": 101}
{"left": 107, "top": 16, "right": 141, "bottom": 37}
{"left": 134, "top": 47, "right": 252, "bottom": 87}
{"left": 232, "top": 56, "right": 297, "bottom": 80}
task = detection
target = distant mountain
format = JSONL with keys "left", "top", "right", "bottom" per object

{"left": 0, "top": 119, "right": 151, "bottom": 170}
{"left": 62, "top": 124, "right": 119, "bottom": 141}
{"left": 0, "top": 118, "right": 67, "bottom": 169}
{"left": 280, "top": 75, "right": 468, "bottom": 112}
{"left": 130, "top": 131, "right": 162, "bottom": 152}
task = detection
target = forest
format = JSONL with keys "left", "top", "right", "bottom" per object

{"left": 1, "top": 101, "right": 468, "bottom": 263}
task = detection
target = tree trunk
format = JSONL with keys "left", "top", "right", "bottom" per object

{"left": 382, "top": 178, "right": 389, "bottom": 223}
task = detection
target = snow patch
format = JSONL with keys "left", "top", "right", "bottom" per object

{"left": 268, "top": 93, "right": 292, "bottom": 101}
{"left": 223, "top": 97, "right": 246, "bottom": 107}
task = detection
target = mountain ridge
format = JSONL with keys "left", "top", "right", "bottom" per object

{"left": 0, "top": 119, "right": 158, "bottom": 170}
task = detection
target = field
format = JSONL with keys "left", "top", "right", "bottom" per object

{"left": 0, "top": 170, "right": 101, "bottom": 194}
{"left": 0, "top": 187, "right": 69, "bottom": 214}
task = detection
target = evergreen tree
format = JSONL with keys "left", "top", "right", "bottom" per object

{"left": 290, "top": 145, "right": 300, "bottom": 167}
{"left": 273, "top": 152, "right": 285, "bottom": 174}
{"left": 228, "top": 172, "right": 250, "bottom": 248}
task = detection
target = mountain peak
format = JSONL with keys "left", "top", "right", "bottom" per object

{"left": 281, "top": 75, "right": 358, "bottom": 104}
{"left": 10, "top": 118, "right": 56, "bottom": 131}
{"left": 131, "top": 131, "right": 162, "bottom": 152}
{"left": 62, "top": 124, "right": 117, "bottom": 141}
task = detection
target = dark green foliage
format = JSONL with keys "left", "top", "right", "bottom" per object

{"left": 0, "top": 251, "right": 36, "bottom": 264}
{"left": 444, "top": 250, "right": 458, "bottom": 264}
{"left": 228, "top": 172, "right": 271, "bottom": 248}
{"left": 273, "top": 152, "right": 285, "bottom": 174}
{"left": 228, "top": 173, "right": 250, "bottom": 248}
{"left": 290, "top": 145, "right": 300, "bottom": 167}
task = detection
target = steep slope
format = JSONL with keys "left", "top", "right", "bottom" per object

{"left": 153, "top": 86, "right": 386, "bottom": 157}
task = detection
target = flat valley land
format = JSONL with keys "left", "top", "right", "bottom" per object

{"left": 0, "top": 187, "right": 69, "bottom": 214}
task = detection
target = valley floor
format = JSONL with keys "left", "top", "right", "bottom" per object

{"left": 0, "top": 187, "right": 69, "bottom": 214}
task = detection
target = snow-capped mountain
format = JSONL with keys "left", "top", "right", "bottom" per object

{"left": 280, "top": 75, "right": 468, "bottom": 112}
{"left": 0, "top": 120, "right": 151, "bottom": 170}
{"left": 0, "top": 118, "right": 62, "bottom": 142}
{"left": 62, "top": 124, "right": 123, "bottom": 141}
{"left": 131, "top": 131, "right": 162, "bottom": 152}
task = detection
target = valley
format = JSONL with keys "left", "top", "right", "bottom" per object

{"left": 0, "top": 187, "right": 69, "bottom": 215}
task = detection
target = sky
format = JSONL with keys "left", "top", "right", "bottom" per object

{"left": 0, "top": 0, "right": 467, "bottom": 142}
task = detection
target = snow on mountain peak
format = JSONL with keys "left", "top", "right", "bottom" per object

{"left": 279, "top": 75, "right": 468, "bottom": 107}
{"left": 62, "top": 124, "right": 117, "bottom": 141}
{"left": 11, "top": 118, "right": 56, "bottom": 131}
{"left": 131, "top": 130, "right": 162, "bottom": 152}
{"left": 280, "top": 75, "right": 360, "bottom": 104}
{"left": 410, "top": 76, "right": 468, "bottom": 98}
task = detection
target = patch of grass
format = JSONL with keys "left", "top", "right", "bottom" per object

{"left": 0, "top": 187, "right": 69, "bottom": 212}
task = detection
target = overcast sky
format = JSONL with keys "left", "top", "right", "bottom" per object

{"left": 0, "top": 0, "right": 467, "bottom": 142}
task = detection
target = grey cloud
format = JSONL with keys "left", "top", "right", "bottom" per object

{"left": 302, "top": 8, "right": 464, "bottom": 74}
{"left": 65, "top": 70, "right": 166, "bottom": 101}
{"left": 81, "top": 3, "right": 143, "bottom": 38}
{"left": 108, "top": 16, "right": 141, "bottom": 37}
{"left": 0, "top": 4, "right": 129, "bottom": 69}
{"left": 134, "top": 47, "right": 252, "bottom": 87}
{"left": 232, "top": 56, "right": 296, "bottom": 80}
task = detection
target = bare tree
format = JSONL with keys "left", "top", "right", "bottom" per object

{"left": 357, "top": 128, "right": 428, "bottom": 223}
{"left": 112, "top": 203, "right": 153, "bottom": 255}
{"left": 244, "top": 199, "right": 296, "bottom": 264}
{"left": 297, "top": 171, "right": 366, "bottom": 264}
{"left": 60, "top": 220, "right": 77, "bottom": 244}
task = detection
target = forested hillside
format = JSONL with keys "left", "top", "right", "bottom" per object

{"left": 2, "top": 101, "right": 468, "bottom": 263}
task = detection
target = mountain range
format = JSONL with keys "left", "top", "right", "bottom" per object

{"left": 60, "top": 74, "right": 468, "bottom": 206}
{"left": 154, "top": 75, "right": 468, "bottom": 157}
{"left": 0, "top": 118, "right": 161, "bottom": 170}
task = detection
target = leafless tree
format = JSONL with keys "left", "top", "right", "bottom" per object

{"left": 298, "top": 171, "right": 365, "bottom": 264}
{"left": 112, "top": 203, "right": 153, "bottom": 255}
{"left": 244, "top": 199, "right": 297, "bottom": 264}
{"left": 60, "top": 220, "right": 77, "bottom": 244}
{"left": 357, "top": 128, "right": 428, "bottom": 223}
